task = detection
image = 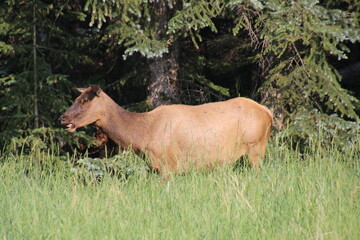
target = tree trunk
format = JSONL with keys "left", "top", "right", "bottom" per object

{"left": 147, "top": 1, "right": 181, "bottom": 107}
{"left": 148, "top": 44, "right": 180, "bottom": 107}
{"left": 33, "top": 0, "right": 39, "bottom": 128}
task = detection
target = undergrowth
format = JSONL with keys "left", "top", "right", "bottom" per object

{"left": 0, "top": 133, "right": 359, "bottom": 239}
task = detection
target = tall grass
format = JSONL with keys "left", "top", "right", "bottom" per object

{"left": 0, "top": 135, "right": 359, "bottom": 239}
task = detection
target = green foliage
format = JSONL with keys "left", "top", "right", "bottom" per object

{"left": 0, "top": 0, "right": 359, "bottom": 151}
{"left": 0, "top": 0, "right": 94, "bottom": 146}
{"left": 167, "top": 0, "right": 225, "bottom": 48}
{"left": 84, "top": 0, "right": 225, "bottom": 58}
{"left": 4, "top": 127, "right": 97, "bottom": 158}
{"left": 73, "top": 151, "right": 150, "bottom": 181}
{"left": 85, "top": 0, "right": 169, "bottom": 58}
{"left": 230, "top": 0, "right": 360, "bottom": 139}
{"left": 283, "top": 109, "right": 359, "bottom": 151}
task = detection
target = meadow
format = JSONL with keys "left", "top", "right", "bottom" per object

{"left": 0, "top": 135, "right": 359, "bottom": 240}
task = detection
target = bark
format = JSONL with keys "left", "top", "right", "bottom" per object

{"left": 33, "top": 1, "right": 39, "bottom": 128}
{"left": 148, "top": 43, "right": 180, "bottom": 107}
{"left": 147, "top": 1, "right": 181, "bottom": 107}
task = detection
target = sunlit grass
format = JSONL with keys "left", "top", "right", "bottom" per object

{"left": 0, "top": 135, "right": 359, "bottom": 239}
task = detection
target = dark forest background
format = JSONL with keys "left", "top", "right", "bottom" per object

{"left": 0, "top": 0, "right": 359, "bottom": 154}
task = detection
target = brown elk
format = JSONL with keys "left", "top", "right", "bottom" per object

{"left": 60, "top": 85, "right": 273, "bottom": 177}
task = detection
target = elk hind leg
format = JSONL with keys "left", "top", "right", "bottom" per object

{"left": 247, "top": 142, "right": 267, "bottom": 168}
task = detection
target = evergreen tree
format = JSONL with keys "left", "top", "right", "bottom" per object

{"left": 0, "top": 0, "right": 87, "bottom": 144}
{"left": 229, "top": 0, "right": 360, "bottom": 146}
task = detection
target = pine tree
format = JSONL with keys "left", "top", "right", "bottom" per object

{"left": 0, "top": 0, "right": 86, "bottom": 144}
{"left": 229, "top": 0, "right": 360, "bottom": 146}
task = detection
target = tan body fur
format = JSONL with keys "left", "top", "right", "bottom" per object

{"left": 60, "top": 86, "right": 273, "bottom": 177}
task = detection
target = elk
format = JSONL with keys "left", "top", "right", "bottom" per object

{"left": 60, "top": 85, "right": 273, "bottom": 177}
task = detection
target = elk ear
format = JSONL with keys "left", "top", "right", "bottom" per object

{"left": 90, "top": 85, "right": 101, "bottom": 96}
{"left": 73, "top": 88, "right": 87, "bottom": 93}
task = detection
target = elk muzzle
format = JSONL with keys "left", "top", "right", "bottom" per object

{"left": 59, "top": 114, "right": 77, "bottom": 132}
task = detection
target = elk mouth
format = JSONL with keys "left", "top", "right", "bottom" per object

{"left": 66, "top": 123, "right": 77, "bottom": 133}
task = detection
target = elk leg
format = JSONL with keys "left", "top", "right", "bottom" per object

{"left": 248, "top": 143, "right": 266, "bottom": 168}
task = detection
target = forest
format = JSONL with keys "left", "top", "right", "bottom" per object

{"left": 0, "top": 0, "right": 359, "bottom": 152}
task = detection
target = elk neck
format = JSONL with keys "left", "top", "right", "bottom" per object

{"left": 94, "top": 94, "right": 150, "bottom": 151}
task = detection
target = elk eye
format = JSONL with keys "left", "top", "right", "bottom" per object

{"left": 82, "top": 98, "right": 89, "bottom": 104}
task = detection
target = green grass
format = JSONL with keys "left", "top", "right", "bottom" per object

{"left": 0, "top": 136, "right": 359, "bottom": 240}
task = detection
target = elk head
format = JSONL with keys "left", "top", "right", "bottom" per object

{"left": 60, "top": 85, "right": 103, "bottom": 132}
